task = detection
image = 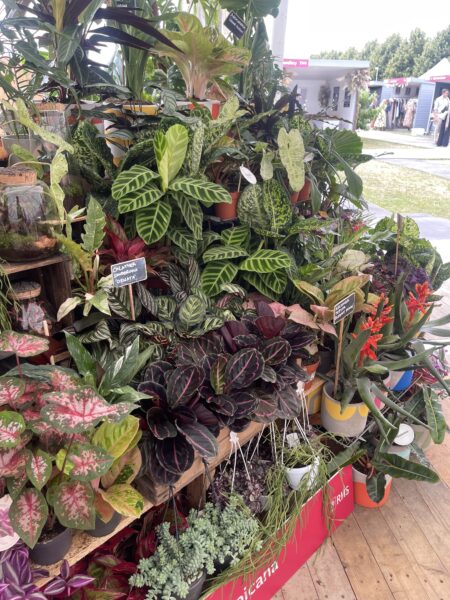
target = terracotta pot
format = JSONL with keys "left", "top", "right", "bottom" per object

{"left": 29, "top": 528, "right": 72, "bottom": 566}
{"left": 87, "top": 511, "right": 122, "bottom": 538}
{"left": 214, "top": 191, "right": 240, "bottom": 220}
{"left": 321, "top": 381, "right": 368, "bottom": 437}
{"left": 353, "top": 467, "right": 392, "bottom": 508}
{"left": 291, "top": 191, "right": 301, "bottom": 205}
{"left": 298, "top": 179, "right": 312, "bottom": 201}
{"left": 303, "top": 359, "right": 320, "bottom": 391}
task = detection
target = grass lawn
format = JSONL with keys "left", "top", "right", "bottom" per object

{"left": 356, "top": 159, "right": 450, "bottom": 219}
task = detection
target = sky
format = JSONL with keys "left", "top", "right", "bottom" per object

{"left": 274, "top": 0, "right": 449, "bottom": 58}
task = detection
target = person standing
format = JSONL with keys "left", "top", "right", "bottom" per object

{"left": 434, "top": 88, "right": 449, "bottom": 144}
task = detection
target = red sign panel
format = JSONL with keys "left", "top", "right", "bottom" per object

{"left": 386, "top": 77, "right": 407, "bottom": 84}
{"left": 283, "top": 58, "right": 309, "bottom": 69}
{"left": 207, "top": 465, "right": 354, "bottom": 600}
{"left": 430, "top": 75, "right": 450, "bottom": 82}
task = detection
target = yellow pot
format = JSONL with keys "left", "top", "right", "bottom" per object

{"left": 321, "top": 381, "right": 368, "bottom": 437}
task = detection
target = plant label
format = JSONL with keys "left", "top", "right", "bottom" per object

{"left": 333, "top": 293, "right": 355, "bottom": 324}
{"left": 239, "top": 166, "right": 257, "bottom": 185}
{"left": 224, "top": 11, "right": 247, "bottom": 39}
{"left": 111, "top": 257, "right": 147, "bottom": 288}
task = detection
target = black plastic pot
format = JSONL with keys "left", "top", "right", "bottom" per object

{"left": 317, "top": 349, "right": 334, "bottom": 375}
{"left": 87, "top": 511, "right": 122, "bottom": 538}
{"left": 29, "top": 528, "right": 72, "bottom": 566}
{"left": 173, "top": 572, "right": 206, "bottom": 600}
{"left": 213, "top": 555, "right": 232, "bottom": 575}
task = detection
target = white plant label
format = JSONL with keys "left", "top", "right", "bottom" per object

{"left": 240, "top": 166, "right": 257, "bottom": 185}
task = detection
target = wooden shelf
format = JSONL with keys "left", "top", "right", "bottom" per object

{"left": 3, "top": 254, "right": 70, "bottom": 275}
{"left": 35, "top": 499, "right": 153, "bottom": 587}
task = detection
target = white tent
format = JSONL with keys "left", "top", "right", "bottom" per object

{"left": 420, "top": 58, "right": 450, "bottom": 82}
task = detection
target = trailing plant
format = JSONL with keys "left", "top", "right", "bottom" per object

{"left": 43, "top": 560, "right": 94, "bottom": 597}
{"left": 0, "top": 542, "right": 48, "bottom": 600}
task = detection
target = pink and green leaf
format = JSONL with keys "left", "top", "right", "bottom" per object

{"left": 0, "top": 378, "right": 25, "bottom": 407}
{"left": 0, "top": 495, "right": 20, "bottom": 552}
{"left": 9, "top": 487, "right": 48, "bottom": 548}
{"left": 0, "top": 411, "right": 26, "bottom": 449}
{"left": 53, "top": 480, "right": 95, "bottom": 530}
{"left": 41, "top": 387, "right": 134, "bottom": 433}
{"left": 6, "top": 469, "right": 27, "bottom": 499}
{"left": 0, "top": 331, "right": 49, "bottom": 357}
{"left": 26, "top": 450, "right": 53, "bottom": 491}
{"left": 0, "top": 448, "right": 29, "bottom": 478}
{"left": 50, "top": 369, "right": 80, "bottom": 392}
{"left": 56, "top": 443, "right": 114, "bottom": 482}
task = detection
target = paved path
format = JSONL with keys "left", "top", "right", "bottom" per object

{"left": 359, "top": 128, "right": 439, "bottom": 149}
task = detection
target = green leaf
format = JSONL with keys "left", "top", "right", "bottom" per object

{"left": 259, "top": 270, "right": 288, "bottom": 294}
{"left": 240, "top": 272, "right": 278, "bottom": 300}
{"left": 92, "top": 416, "right": 141, "bottom": 460}
{"left": 374, "top": 453, "right": 439, "bottom": 483}
{"left": 98, "top": 483, "right": 144, "bottom": 518}
{"left": 78, "top": 320, "right": 111, "bottom": 345}
{"left": 9, "top": 144, "right": 43, "bottom": 177}
{"left": 108, "top": 287, "right": 141, "bottom": 320}
{"left": 366, "top": 472, "right": 387, "bottom": 503}
{"left": 64, "top": 332, "right": 96, "bottom": 379}
{"left": 220, "top": 225, "right": 250, "bottom": 248}
{"left": 136, "top": 200, "right": 172, "bottom": 245}
{"left": 167, "top": 228, "right": 197, "bottom": 254}
{"left": 292, "top": 280, "right": 325, "bottom": 303}
{"left": 278, "top": 127, "right": 305, "bottom": 192}
{"left": 203, "top": 245, "right": 248, "bottom": 263}
{"left": 81, "top": 197, "right": 106, "bottom": 253}
{"left": 423, "top": 388, "right": 446, "bottom": 444}
{"left": 57, "top": 297, "right": 82, "bottom": 321}
{"left": 201, "top": 261, "right": 239, "bottom": 296}
{"left": 111, "top": 165, "right": 159, "bottom": 200}
{"left": 178, "top": 295, "right": 207, "bottom": 327}
{"left": 169, "top": 177, "right": 231, "bottom": 205}
{"left": 0, "top": 411, "right": 25, "bottom": 449}
{"left": 239, "top": 250, "right": 291, "bottom": 273}
{"left": 154, "top": 130, "right": 169, "bottom": 191}
{"left": 173, "top": 192, "right": 203, "bottom": 240}
{"left": 166, "top": 124, "right": 189, "bottom": 183}
{"left": 118, "top": 185, "right": 164, "bottom": 214}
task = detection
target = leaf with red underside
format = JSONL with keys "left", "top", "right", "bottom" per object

{"left": 146, "top": 407, "right": 177, "bottom": 440}
{"left": 210, "top": 354, "right": 228, "bottom": 395}
{"left": 254, "top": 316, "right": 285, "bottom": 339}
{"left": 176, "top": 422, "right": 218, "bottom": 459}
{"left": 0, "top": 378, "right": 25, "bottom": 408}
{"left": 0, "top": 331, "right": 49, "bottom": 357}
{"left": 260, "top": 337, "right": 291, "bottom": 366}
{"left": 224, "top": 348, "right": 264, "bottom": 391}
{"left": 9, "top": 487, "right": 48, "bottom": 548}
{"left": 53, "top": 480, "right": 95, "bottom": 530}
{"left": 41, "top": 387, "right": 134, "bottom": 433}
{"left": 50, "top": 370, "right": 80, "bottom": 391}
{"left": 26, "top": 450, "right": 52, "bottom": 491}
{"left": 0, "top": 412, "right": 25, "bottom": 449}
{"left": 56, "top": 443, "right": 114, "bottom": 482}
{"left": 0, "top": 448, "right": 29, "bottom": 478}
{"left": 154, "top": 436, "right": 195, "bottom": 475}
{"left": 166, "top": 366, "right": 204, "bottom": 409}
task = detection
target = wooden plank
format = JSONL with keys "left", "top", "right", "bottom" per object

{"left": 353, "top": 504, "right": 431, "bottom": 600}
{"left": 281, "top": 563, "right": 319, "bottom": 600}
{"left": 416, "top": 481, "right": 450, "bottom": 533}
{"left": 380, "top": 486, "right": 450, "bottom": 600}
{"left": 35, "top": 499, "right": 153, "bottom": 587}
{"left": 3, "top": 254, "right": 70, "bottom": 275}
{"left": 426, "top": 400, "right": 450, "bottom": 487}
{"left": 332, "top": 514, "right": 394, "bottom": 600}
{"left": 306, "top": 539, "right": 356, "bottom": 600}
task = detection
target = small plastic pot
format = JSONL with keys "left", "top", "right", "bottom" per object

{"left": 174, "top": 572, "right": 206, "bottom": 600}
{"left": 386, "top": 369, "right": 414, "bottom": 392}
{"left": 286, "top": 458, "right": 319, "bottom": 491}
{"left": 321, "top": 381, "right": 368, "bottom": 437}
{"left": 304, "top": 359, "right": 320, "bottom": 391}
{"left": 87, "top": 511, "right": 122, "bottom": 538}
{"left": 29, "top": 528, "right": 72, "bottom": 566}
{"left": 387, "top": 423, "right": 414, "bottom": 460}
{"left": 214, "top": 191, "right": 240, "bottom": 220}
{"left": 353, "top": 467, "right": 392, "bottom": 509}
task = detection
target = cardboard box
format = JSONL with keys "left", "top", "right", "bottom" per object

{"left": 206, "top": 464, "right": 354, "bottom": 600}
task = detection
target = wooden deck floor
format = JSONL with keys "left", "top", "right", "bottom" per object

{"left": 276, "top": 404, "right": 450, "bottom": 600}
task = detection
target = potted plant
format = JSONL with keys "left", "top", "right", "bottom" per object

{"left": 0, "top": 542, "right": 49, "bottom": 599}
{"left": 283, "top": 436, "right": 323, "bottom": 492}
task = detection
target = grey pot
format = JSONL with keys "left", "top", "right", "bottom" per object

{"left": 321, "top": 381, "right": 368, "bottom": 437}
{"left": 87, "top": 511, "right": 122, "bottom": 538}
{"left": 29, "top": 528, "right": 72, "bottom": 566}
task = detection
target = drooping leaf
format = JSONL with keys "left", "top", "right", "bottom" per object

{"left": 42, "top": 387, "right": 134, "bottom": 433}
{"left": 146, "top": 407, "right": 177, "bottom": 440}
{"left": 53, "top": 480, "right": 95, "bottom": 530}
{"left": 230, "top": 391, "right": 259, "bottom": 418}
{"left": 166, "top": 366, "right": 204, "bottom": 408}
{"left": 26, "top": 450, "right": 52, "bottom": 491}
{"left": 366, "top": 472, "right": 387, "bottom": 503}
{"left": 224, "top": 348, "right": 264, "bottom": 391}
{"left": 0, "top": 331, "right": 49, "bottom": 357}
{"left": 374, "top": 453, "right": 440, "bottom": 483}
{"left": 200, "top": 260, "right": 238, "bottom": 296}
{"left": 274, "top": 386, "right": 301, "bottom": 419}
{"left": 260, "top": 337, "right": 291, "bottom": 365}
{"left": 56, "top": 443, "right": 114, "bottom": 482}
{"left": 135, "top": 200, "right": 172, "bottom": 244}
{"left": 81, "top": 197, "right": 106, "bottom": 253}
{"left": 0, "top": 378, "right": 25, "bottom": 408}
{"left": 111, "top": 165, "right": 159, "bottom": 200}
{"left": 9, "top": 487, "right": 48, "bottom": 548}
{"left": 0, "top": 412, "right": 26, "bottom": 449}
{"left": 239, "top": 250, "right": 291, "bottom": 273}
{"left": 154, "top": 435, "right": 195, "bottom": 474}
{"left": 423, "top": 388, "right": 446, "bottom": 444}
{"left": 98, "top": 484, "right": 144, "bottom": 518}
{"left": 176, "top": 422, "right": 219, "bottom": 459}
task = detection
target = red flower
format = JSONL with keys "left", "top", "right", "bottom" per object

{"left": 406, "top": 282, "right": 432, "bottom": 323}
{"left": 351, "top": 332, "right": 383, "bottom": 365}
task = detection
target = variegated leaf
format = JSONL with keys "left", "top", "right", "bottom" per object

{"left": 111, "top": 165, "right": 159, "bottom": 200}
{"left": 169, "top": 177, "right": 231, "bottom": 205}
{"left": 0, "top": 448, "right": 28, "bottom": 478}
{"left": 98, "top": 484, "right": 145, "bottom": 518}
{"left": 100, "top": 446, "right": 142, "bottom": 489}
{"left": 26, "top": 450, "right": 52, "bottom": 491}
{"left": 0, "top": 412, "right": 25, "bottom": 449}
{"left": 239, "top": 250, "right": 291, "bottom": 273}
{"left": 167, "top": 228, "right": 197, "bottom": 254}
{"left": 56, "top": 443, "right": 113, "bottom": 482}
{"left": 0, "top": 331, "right": 49, "bottom": 357}
{"left": 221, "top": 225, "right": 250, "bottom": 248}
{"left": 136, "top": 200, "right": 172, "bottom": 245}
{"left": 53, "top": 480, "right": 95, "bottom": 530}
{"left": 41, "top": 387, "right": 134, "bottom": 433}
{"left": 0, "top": 494, "right": 19, "bottom": 551}
{"left": 118, "top": 184, "right": 164, "bottom": 214}
{"left": 7, "top": 469, "right": 27, "bottom": 499}
{"left": 0, "top": 378, "right": 25, "bottom": 407}
{"left": 202, "top": 245, "right": 248, "bottom": 263}
{"left": 200, "top": 260, "right": 238, "bottom": 296}
{"left": 173, "top": 192, "right": 203, "bottom": 240}
{"left": 92, "top": 415, "right": 141, "bottom": 459}
{"left": 9, "top": 487, "right": 48, "bottom": 548}
{"left": 50, "top": 370, "right": 80, "bottom": 391}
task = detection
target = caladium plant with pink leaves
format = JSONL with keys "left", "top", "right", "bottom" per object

{"left": 0, "top": 331, "right": 49, "bottom": 358}
{"left": 0, "top": 495, "right": 19, "bottom": 551}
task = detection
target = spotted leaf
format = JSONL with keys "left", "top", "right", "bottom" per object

{"left": 41, "top": 387, "right": 134, "bottom": 433}
{"left": 26, "top": 450, "right": 52, "bottom": 492}
{"left": 0, "top": 412, "right": 25, "bottom": 449}
{"left": 56, "top": 443, "right": 114, "bottom": 482}
{"left": 0, "top": 448, "right": 28, "bottom": 478}
{"left": 53, "top": 480, "right": 95, "bottom": 530}
{"left": 9, "top": 487, "right": 48, "bottom": 548}
{"left": 0, "top": 331, "right": 49, "bottom": 357}
{"left": 0, "top": 378, "right": 25, "bottom": 408}
{"left": 98, "top": 484, "right": 145, "bottom": 518}
{"left": 50, "top": 370, "right": 80, "bottom": 391}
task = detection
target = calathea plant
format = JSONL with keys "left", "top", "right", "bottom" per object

{"left": 0, "top": 331, "right": 136, "bottom": 548}
{"left": 111, "top": 123, "right": 231, "bottom": 248}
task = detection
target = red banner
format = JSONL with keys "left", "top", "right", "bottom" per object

{"left": 207, "top": 465, "right": 354, "bottom": 600}
{"left": 283, "top": 58, "right": 309, "bottom": 69}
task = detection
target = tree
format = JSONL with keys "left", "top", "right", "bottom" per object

{"left": 384, "top": 29, "right": 427, "bottom": 77}
{"left": 415, "top": 25, "right": 450, "bottom": 75}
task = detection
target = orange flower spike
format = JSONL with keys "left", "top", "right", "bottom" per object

{"left": 358, "top": 333, "right": 383, "bottom": 365}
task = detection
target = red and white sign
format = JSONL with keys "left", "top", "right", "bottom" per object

{"left": 207, "top": 465, "right": 354, "bottom": 600}
{"left": 283, "top": 58, "right": 309, "bottom": 69}
{"left": 430, "top": 75, "right": 450, "bottom": 82}
{"left": 386, "top": 77, "right": 408, "bottom": 85}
